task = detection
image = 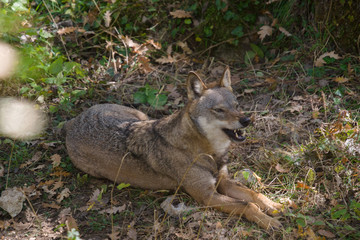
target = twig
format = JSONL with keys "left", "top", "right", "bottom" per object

{"left": 41, "top": 0, "right": 70, "bottom": 61}
{"left": 5, "top": 140, "right": 15, "bottom": 189}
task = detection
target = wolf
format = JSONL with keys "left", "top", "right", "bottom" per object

{"left": 64, "top": 67, "right": 283, "bottom": 229}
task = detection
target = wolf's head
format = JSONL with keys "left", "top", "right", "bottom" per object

{"left": 186, "top": 67, "right": 250, "bottom": 155}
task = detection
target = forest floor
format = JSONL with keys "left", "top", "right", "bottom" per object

{"left": 1, "top": 51, "right": 359, "bottom": 240}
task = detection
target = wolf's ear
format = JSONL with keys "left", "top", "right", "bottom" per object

{"left": 220, "top": 66, "right": 232, "bottom": 91}
{"left": 187, "top": 72, "right": 206, "bottom": 100}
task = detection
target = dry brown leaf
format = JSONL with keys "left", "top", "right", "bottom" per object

{"left": 258, "top": 25, "right": 273, "bottom": 41}
{"left": 275, "top": 163, "right": 290, "bottom": 173}
{"left": 244, "top": 89, "right": 255, "bottom": 94}
{"left": 11, "top": 221, "right": 32, "bottom": 231}
{"left": 20, "top": 151, "right": 42, "bottom": 169}
{"left": 318, "top": 229, "right": 336, "bottom": 238}
{"left": 50, "top": 154, "right": 61, "bottom": 167}
{"left": 177, "top": 41, "right": 192, "bottom": 54}
{"left": 88, "top": 189, "right": 101, "bottom": 203}
{"left": 100, "top": 204, "right": 126, "bottom": 214}
{"left": 156, "top": 55, "right": 176, "bottom": 64}
{"left": 285, "top": 102, "right": 302, "bottom": 113}
{"left": 104, "top": 10, "right": 111, "bottom": 27}
{"left": 127, "top": 228, "right": 137, "bottom": 240}
{"left": 120, "top": 35, "right": 140, "bottom": 49}
{"left": 279, "top": 26, "right": 292, "bottom": 36}
{"left": 170, "top": 10, "right": 192, "bottom": 18}
{"left": 42, "top": 202, "right": 61, "bottom": 209}
{"left": 315, "top": 51, "right": 341, "bottom": 67}
{"left": 108, "top": 231, "right": 121, "bottom": 240}
{"left": 58, "top": 207, "right": 71, "bottom": 222}
{"left": 304, "top": 227, "right": 317, "bottom": 239}
{"left": 57, "top": 188, "right": 70, "bottom": 203}
{"left": 57, "top": 27, "right": 85, "bottom": 35}
{"left": 334, "top": 76, "right": 349, "bottom": 83}
{"left": 293, "top": 96, "right": 304, "bottom": 101}
{"left": 138, "top": 56, "right": 152, "bottom": 73}
{"left": 265, "top": 77, "right": 277, "bottom": 84}
{"left": 50, "top": 167, "right": 71, "bottom": 177}
{"left": 52, "top": 180, "right": 64, "bottom": 191}
{"left": 146, "top": 39, "right": 161, "bottom": 50}
{"left": 66, "top": 215, "right": 78, "bottom": 231}
{"left": 41, "top": 185, "right": 56, "bottom": 197}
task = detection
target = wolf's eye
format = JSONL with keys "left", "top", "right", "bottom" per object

{"left": 213, "top": 108, "right": 225, "bottom": 113}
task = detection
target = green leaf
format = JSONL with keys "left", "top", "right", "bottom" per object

{"left": 117, "top": 183, "right": 130, "bottom": 190}
{"left": 244, "top": 51, "right": 256, "bottom": 65}
{"left": 332, "top": 208, "right": 347, "bottom": 219}
{"left": 48, "top": 58, "right": 64, "bottom": 75}
{"left": 313, "top": 220, "right": 325, "bottom": 226}
{"left": 242, "top": 171, "right": 250, "bottom": 180}
{"left": 231, "top": 26, "right": 244, "bottom": 38}
{"left": 133, "top": 91, "right": 147, "bottom": 104}
{"left": 224, "top": 11, "right": 235, "bottom": 21}
{"left": 296, "top": 218, "right": 306, "bottom": 227}
{"left": 250, "top": 43, "right": 264, "bottom": 58}
{"left": 148, "top": 94, "right": 167, "bottom": 108}
{"left": 71, "top": 90, "right": 86, "bottom": 97}
{"left": 184, "top": 19, "right": 192, "bottom": 24}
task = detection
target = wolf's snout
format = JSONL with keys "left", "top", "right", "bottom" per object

{"left": 239, "top": 117, "right": 250, "bottom": 127}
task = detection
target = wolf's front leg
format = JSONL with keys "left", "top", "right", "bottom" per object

{"left": 182, "top": 170, "right": 282, "bottom": 230}
{"left": 217, "top": 177, "right": 283, "bottom": 216}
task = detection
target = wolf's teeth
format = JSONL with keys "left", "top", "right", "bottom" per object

{"left": 234, "top": 130, "right": 239, "bottom": 138}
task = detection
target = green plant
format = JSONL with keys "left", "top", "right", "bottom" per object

{"left": 133, "top": 84, "right": 168, "bottom": 109}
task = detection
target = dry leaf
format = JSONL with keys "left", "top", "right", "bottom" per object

{"left": 315, "top": 51, "right": 341, "bottom": 67}
{"left": 279, "top": 26, "right": 292, "bottom": 36}
{"left": 275, "top": 163, "right": 290, "bottom": 173}
{"left": 146, "top": 39, "right": 161, "bottom": 49}
{"left": 57, "top": 27, "right": 85, "bottom": 35}
{"left": 285, "top": 102, "right": 302, "bottom": 113}
{"left": 265, "top": 77, "right": 277, "bottom": 84}
{"left": 108, "top": 231, "right": 121, "bottom": 240}
{"left": 177, "top": 41, "right": 192, "bottom": 54}
{"left": 258, "top": 25, "right": 273, "bottom": 41}
{"left": 334, "top": 76, "right": 349, "bottom": 83}
{"left": 57, "top": 188, "right": 70, "bottom": 203}
{"left": 58, "top": 207, "right": 71, "bottom": 222}
{"left": 120, "top": 35, "right": 140, "bottom": 49}
{"left": 51, "top": 154, "right": 61, "bottom": 167}
{"left": 41, "top": 185, "right": 56, "bottom": 197}
{"left": 170, "top": 10, "right": 192, "bottom": 18}
{"left": 52, "top": 181, "right": 64, "bottom": 191}
{"left": 66, "top": 215, "right": 78, "bottom": 231}
{"left": 138, "top": 56, "right": 152, "bottom": 73}
{"left": 100, "top": 204, "right": 126, "bottom": 214}
{"left": 127, "top": 228, "right": 137, "bottom": 240}
{"left": 318, "top": 229, "right": 336, "bottom": 238}
{"left": 89, "top": 189, "right": 101, "bottom": 202}
{"left": 244, "top": 89, "right": 255, "bottom": 94}
{"left": 20, "top": 151, "right": 42, "bottom": 169}
{"left": 156, "top": 55, "right": 176, "bottom": 64}
{"left": 42, "top": 202, "right": 61, "bottom": 209}
{"left": 104, "top": 10, "right": 111, "bottom": 27}
{"left": 30, "top": 164, "right": 45, "bottom": 171}
{"left": 11, "top": 221, "right": 32, "bottom": 231}
{"left": 296, "top": 182, "right": 310, "bottom": 189}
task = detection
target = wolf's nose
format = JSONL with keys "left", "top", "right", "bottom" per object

{"left": 240, "top": 117, "right": 251, "bottom": 127}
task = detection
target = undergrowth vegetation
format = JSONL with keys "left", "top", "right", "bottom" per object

{"left": 0, "top": 0, "right": 359, "bottom": 239}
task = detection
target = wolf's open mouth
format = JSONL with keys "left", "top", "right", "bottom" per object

{"left": 222, "top": 128, "right": 246, "bottom": 142}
